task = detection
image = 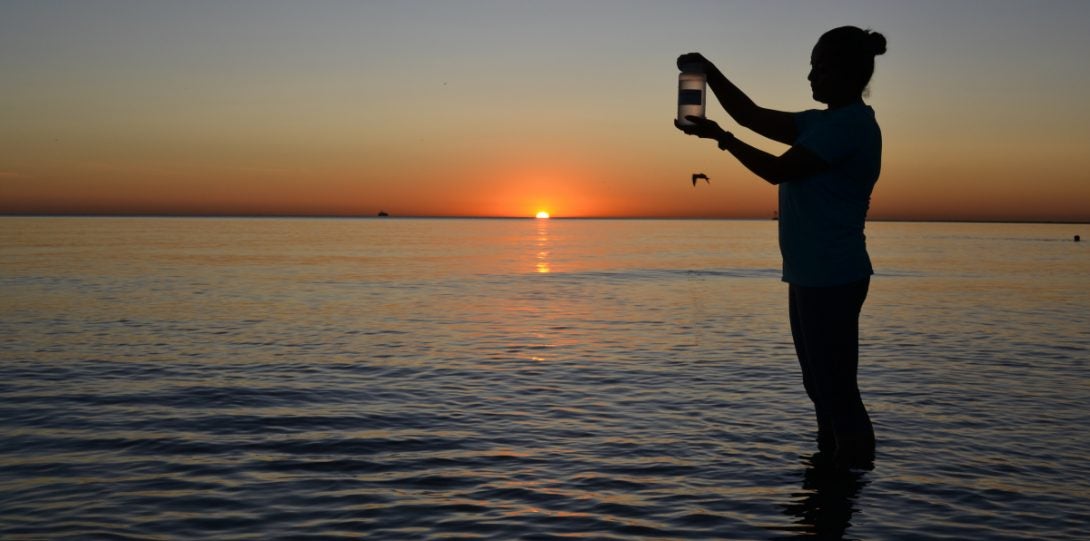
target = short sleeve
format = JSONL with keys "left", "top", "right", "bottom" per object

{"left": 793, "top": 109, "right": 859, "bottom": 165}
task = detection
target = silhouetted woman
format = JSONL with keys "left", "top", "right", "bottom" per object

{"left": 676, "top": 26, "right": 887, "bottom": 469}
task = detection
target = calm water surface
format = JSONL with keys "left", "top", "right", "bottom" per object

{"left": 1, "top": 217, "right": 1088, "bottom": 540}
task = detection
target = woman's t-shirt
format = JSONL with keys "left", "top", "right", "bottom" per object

{"left": 779, "top": 103, "right": 882, "bottom": 287}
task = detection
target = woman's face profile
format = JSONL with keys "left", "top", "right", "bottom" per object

{"left": 808, "top": 42, "right": 852, "bottom": 105}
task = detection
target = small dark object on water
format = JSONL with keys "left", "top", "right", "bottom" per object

{"left": 692, "top": 173, "right": 710, "bottom": 186}
{"left": 378, "top": 210, "right": 389, "bottom": 217}
{"left": 1076, "top": 235, "right": 1081, "bottom": 242}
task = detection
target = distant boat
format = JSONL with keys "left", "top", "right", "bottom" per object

{"left": 377, "top": 210, "right": 389, "bottom": 217}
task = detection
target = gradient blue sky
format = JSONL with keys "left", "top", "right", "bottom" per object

{"left": 2, "top": 0, "right": 1089, "bottom": 220}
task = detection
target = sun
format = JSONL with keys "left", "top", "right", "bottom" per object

{"left": 535, "top": 211, "right": 550, "bottom": 219}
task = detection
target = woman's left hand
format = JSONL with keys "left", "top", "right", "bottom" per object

{"left": 676, "top": 52, "right": 717, "bottom": 75}
{"left": 674, "top": 115, "right": 728, "bottom": 141}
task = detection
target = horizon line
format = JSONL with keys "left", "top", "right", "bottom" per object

{"left": 1, "top": 212, "right": 1088, "bottom": 225}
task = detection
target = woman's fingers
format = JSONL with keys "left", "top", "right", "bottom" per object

{"left": 674, "top": 119, "right": 701, "bottom": 135}
{"left": 677, "top": 52, "right": 709, "bottom": 70}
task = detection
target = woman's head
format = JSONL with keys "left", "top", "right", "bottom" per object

{"left": 809, "top": 26, "right": 886, "bottom": 106}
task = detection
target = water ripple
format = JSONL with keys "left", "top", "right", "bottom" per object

{"left": 3, "top": 218, "right": 1089, "bottom": 539}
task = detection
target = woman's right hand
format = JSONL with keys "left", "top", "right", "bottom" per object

{"left": 674, "top": 116, "right": 729, "bottom": 142}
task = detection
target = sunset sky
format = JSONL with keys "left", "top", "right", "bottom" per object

{"left": 2, "top": 0, "right": 1089, "bottom": 221}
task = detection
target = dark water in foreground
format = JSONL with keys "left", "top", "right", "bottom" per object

{"left": 2, "top": 217, "right": 1088, "bottom": 540}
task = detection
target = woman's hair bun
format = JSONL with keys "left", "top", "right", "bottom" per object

{"left": 820, "top": 26, "right": 886, "bottom": 57}
{"left": 867, "top": 31, "right": 887, "bottom": 56}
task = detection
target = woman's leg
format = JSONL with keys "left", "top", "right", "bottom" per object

{"left": 790, "top": 285, "right": 835, "bottom": 453}
{"left": 790, "top": 278, "right": 874, "bottom": 467}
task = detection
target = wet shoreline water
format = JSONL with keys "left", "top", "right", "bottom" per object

{"left": 2, "top": 218, "right": 1088, "bottom": 539}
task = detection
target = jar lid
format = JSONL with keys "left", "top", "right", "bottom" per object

{"left": 680, "top": 62, "right": 705, "bottom": 74}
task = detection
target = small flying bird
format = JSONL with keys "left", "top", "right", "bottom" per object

{"left": 691, "top": 173, "right": 710, "bottom": 186}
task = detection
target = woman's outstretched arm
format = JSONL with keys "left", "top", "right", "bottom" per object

{"left": 678, "top": 53, "right": 798, "bottom": 145}
{"left": 674, "top": 117, "right": 828, "bottom": 185}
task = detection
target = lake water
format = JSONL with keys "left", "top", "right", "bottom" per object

{"left": 1, "top": 217, "right": 1088, "bottom": 540}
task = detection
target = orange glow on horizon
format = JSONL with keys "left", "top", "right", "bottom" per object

{"left": 2, "top": 144, "right": 1088, "bottom": 222}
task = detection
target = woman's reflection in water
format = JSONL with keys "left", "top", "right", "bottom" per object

{"left": 772, "top": 454, "right": 869, "bottom": 540}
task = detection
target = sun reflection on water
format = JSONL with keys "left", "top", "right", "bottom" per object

{"left": 535, "top": 218, "right": 551, "bottom": 274}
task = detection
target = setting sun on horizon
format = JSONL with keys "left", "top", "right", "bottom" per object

{"left": 536, "top": 211, "right": 551, "bottom": 219}
{"left": 2, "top": 2, "right": 1089, "bottom": 222}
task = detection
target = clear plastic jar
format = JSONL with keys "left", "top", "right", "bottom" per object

{"left": 677, "top": 63, "right": 706, "bottom": 126}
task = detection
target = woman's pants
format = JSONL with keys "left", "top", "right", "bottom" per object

{"left": 788, "top": 277, "right": 875, "bottom": 460}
